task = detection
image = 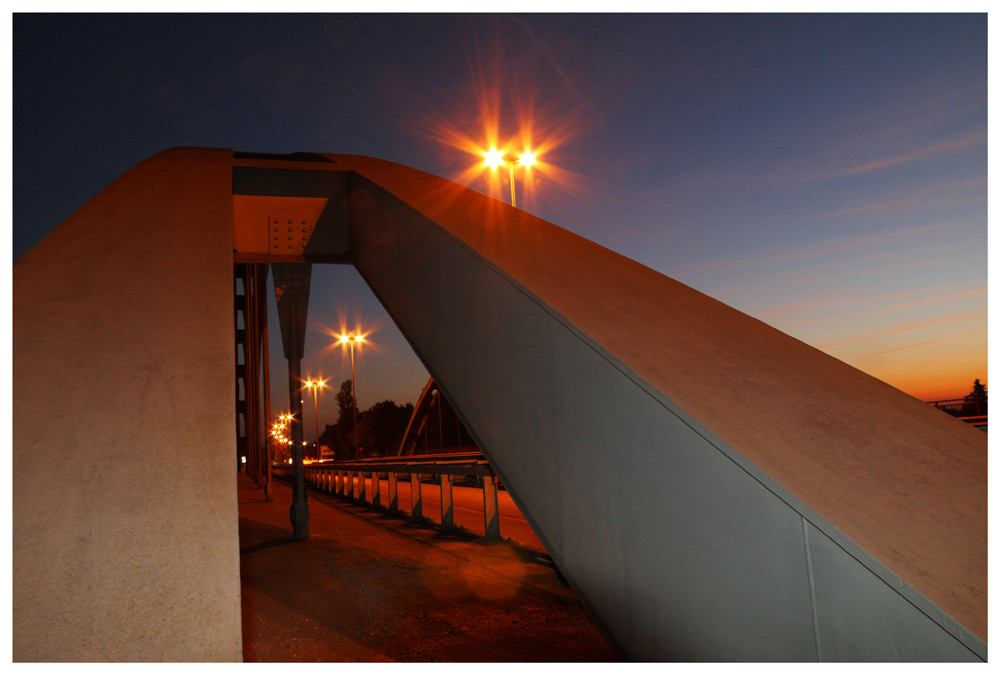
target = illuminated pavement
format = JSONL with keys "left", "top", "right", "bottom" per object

{"left": 333, "top": 471, "right": 545, "bottom": 549}
{"left": 237, "top": 472, "right": 618, "bottom": 662}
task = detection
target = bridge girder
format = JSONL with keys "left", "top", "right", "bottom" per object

{"left": 13, "top": 147, "right": 986, "bottom": 661}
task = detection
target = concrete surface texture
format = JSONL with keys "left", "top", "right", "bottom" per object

{"left": 330, "top": 153, "right": 985, "bottom": 660}
{"left": 13, "top": 147, "right": 986, "bottom": 661}
{"left": 13, "top": 148, "right": 242, "bottom": 660}
{"left": 238, "top": 473, "right": 616, "bottom": 661}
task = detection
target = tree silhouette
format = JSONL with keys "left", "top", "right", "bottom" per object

{"left": 356, "top": 400, "right": 414, "bottom": 458}
{"left": 321, "top": 379, "right": 357, "bottom": 459}
{"left": 964, "top": 378, "right": 987, "bottom": 416}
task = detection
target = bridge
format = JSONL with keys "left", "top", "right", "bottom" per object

{"left": 13, "top": 147, "right": 986, "bottom": 661}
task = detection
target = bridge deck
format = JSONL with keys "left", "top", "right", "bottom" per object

{"left": 237, "top": 472, "right": 617, "bottom": 661}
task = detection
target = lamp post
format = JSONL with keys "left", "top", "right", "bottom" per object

{"left": 304, "top": 378, "right": 326, "bottom": 460}
{"left": 483, "top": 146, "right": 537, "bottom": 207}
{"left": 271, "top": 413, "right": 292, "bottom": 464}
{"left": 338, "top": 333, "right": 365, "bottom": 457}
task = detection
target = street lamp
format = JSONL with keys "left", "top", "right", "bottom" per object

{"left": 271, "top": 412, "right": 294, "bottom": 465}
{"left": 304, "top": 378, "right": 326, "bottom": 461}
{"left": 483, "top": 146, "right": 537, "bottom": 208}
{"left": 337, "top": 333, "right": 365, "bottom": 457}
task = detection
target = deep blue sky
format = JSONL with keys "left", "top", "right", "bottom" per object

{"left": 13, "top": 13, "right": 988, "bottom": 421}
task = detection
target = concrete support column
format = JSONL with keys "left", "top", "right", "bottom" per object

{"left": 371, "top": 470, "right": 381, "bottom": 507}
{"left": 273, "top": 263, "right": 311, "bottom": 540}
{"left": 440, "top": 475, "right": 454, "bottom": 528}
{"left": 483, "top": 475, "right": 500, "bottom": 541}
{"left": 261, "top": 264, "right": 272, "bottom": 502}
{"left": 388, "top": 472, "right": 399, "bottom": 513}
{"left": 410, "top": 473, "right": 422, "bottom": 518}
{"left": 287, "top": 348, "right": 308, "bottom": 539}
{"left": 13, "top": 147, "right": 243, "bottom": 660}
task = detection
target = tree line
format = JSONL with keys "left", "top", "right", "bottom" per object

{"left": 317, "top": 379, "right": 414, "bottom": 460}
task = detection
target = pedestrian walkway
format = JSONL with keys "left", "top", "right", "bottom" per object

{"left": 237, "top": 472, "right": 618, "bottom": 661}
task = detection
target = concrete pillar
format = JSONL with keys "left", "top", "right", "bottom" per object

{"left": 371, "top": 470, "right": 381, "bottom": 507}
{"left": 286, "top": 348, "right": 308, "bottom": 539}
{"left": 341, "top": 153, "right": 986, "bottom": 661}
{"left": 13, "top": 147, "right": 242, "bottom": 661}
{"left": 388, "top": 472, "right": 399, "bottom": 513}
{"left": 440, "top": 475, "right": 454, "bottom": 528}
{"left": 410, "top": 473, "right": 422, "bottom": 519}
{"left": 483, "top": 476, "right": 500, "bottom": 541}
{"left": 273, "top": 263, "right": 311, "bottom": 539}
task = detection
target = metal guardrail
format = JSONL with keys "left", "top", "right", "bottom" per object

{"left": 928, "top": 396, "right": 987, "bottom": 425}
{"left": 281, "top": 453, "right": 504, "bottom": 541}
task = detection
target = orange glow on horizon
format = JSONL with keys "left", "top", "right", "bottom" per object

{"left": 845, "top": 335, "right": 987, "bottom": 403}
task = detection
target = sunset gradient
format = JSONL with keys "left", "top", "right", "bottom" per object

{"left": 13, "top": 13, "right": 987, "bottom": 415}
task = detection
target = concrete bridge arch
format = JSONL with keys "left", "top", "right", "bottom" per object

{"left": 13, "top": 147, "right": 986, "bottom": 661}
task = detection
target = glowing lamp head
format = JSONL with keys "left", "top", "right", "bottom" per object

{"left": 517, "top": 151, "right": 537, "bottom": 168}
{"left": 339, "top": 334, "right": 350, "bottom": 344}
{"left": 355, "top": 335, "right": 364, "bottom": 343}
{"left": 482, "top": 146, "right": 505, "bottom": 171}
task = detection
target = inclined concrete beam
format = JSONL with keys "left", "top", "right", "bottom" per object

{"left": 333, "top": 155, "right": 986, "bottom": 661}
{"left": 13, "top": 148, "right": 241, "bottom": 660}
{"left": 14, "top": 148, "right": 986, "bottom": 661}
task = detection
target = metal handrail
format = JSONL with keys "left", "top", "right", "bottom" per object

{"left": 296, "top": 451, "right": 503, "bottom": 540}
{"left": 928, "top": 395, "right": 987, "bottom": 418}
{"left": 312, "top": 452, "right": 492, "bottom": 477}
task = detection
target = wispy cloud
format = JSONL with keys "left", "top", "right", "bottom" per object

{"left": 771, "top": 286, "right": 986, "bottom": 328}
{"left": 678, "top": 221, "right": 961, "bottom": 284}
{"left": 677, "top": 79, "right": 987, "bottom": 198}
{"left": 839, "top": 129, "right": 986, "bottom": 176}
{"left": 759, "top": 285, "right": 985, "bottom": 325}
{"left": 829, "top": 176, "right": 987, "bottom": 218}
{"left": 857, "top": 329, "right": 987, "bottom": 361}
{"left": 817, "top": 310, "right": 986, "bottom": 349}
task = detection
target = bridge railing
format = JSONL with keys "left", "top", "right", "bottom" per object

{"left": 289, "top": 453, "right": 504, "bottom": 541}
{"left": 928, "top": 396, "right": 987, "bottom": 420}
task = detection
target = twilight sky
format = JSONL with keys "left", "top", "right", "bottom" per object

{"left": 13, "top": 12, "right": 988, "bottom": 425}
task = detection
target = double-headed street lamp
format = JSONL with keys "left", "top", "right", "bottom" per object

{"left": 304, "top": 378, "right": 326, "bottom": 460}
{"left": 483, "top": 146, "right": 537, "bottom": 208}
{"left": 337, "top": 333, "right": 365, "bottom": 456}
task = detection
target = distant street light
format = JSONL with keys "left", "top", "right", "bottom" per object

{"left": 304, "top": 378, "right": 326, "bottom": 460}
{"left": 337, "top": 332, "right": 366, "bottom": 456}
{"left": 482, "top": 146, "right": 537, "bottom": 208}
